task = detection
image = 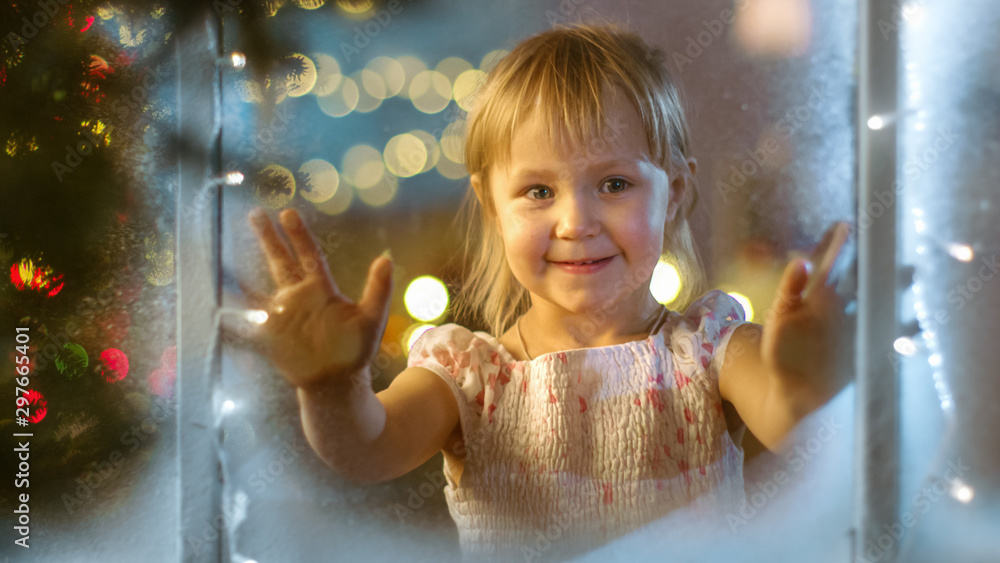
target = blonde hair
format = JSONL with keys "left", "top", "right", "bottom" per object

{"left": 452, "top": 22, "right": 707, "bottom": 338}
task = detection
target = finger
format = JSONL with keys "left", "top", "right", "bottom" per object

{"left": 358, "top": 253, "right": 394, "bottom": 325}
{"left": 807, "top": 222, "right": 850, "bottom": 295}
{"left": 771, "top": 258, "right": 811, "bottom": 320}
{"left": 248, "top": 208, "right": 303, "bottom": 287}
{"left": 278, "top": 208, "right": 339, "bottom": 294}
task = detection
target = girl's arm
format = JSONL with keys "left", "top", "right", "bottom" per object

{"left": 297, "top": 365, "right": 459, "bottom": 484}
{"left": 718, "top": 223, "right": 853, "bottom": 451}
{"left": 246, "top": 208, "right": 459, "bottom": 484}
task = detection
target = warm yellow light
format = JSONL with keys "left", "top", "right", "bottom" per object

{"left": 285, "top": 53, "right": 318, "bottom": 97}
{"left": 336, "top": 0, "right": 374, "bottom": 13}
{"left": 650, "top": 260, "right": 682, "bottom": 304}
{"left": 395, "top": 55, "right": 428, "bottom": 100}
{"left": 356, "top": 174, "right": 398, "bottom": 207}
{"left": 312, "top": 53, "right": 343, "bottom": 97}
{"left": 297, "top": 159, "right": 340, "bottom": 203}
{"left": 409, "top": 70, "right": 452, "bottom": 114}
{"left": 366, "top": 56, "right": 405, "bottom": 97}
{"left": 342, "top": 144, "right": 385, "bottom": 189}
{"left": 404, "top": 323, "right": 436, "bottom": 353}
{"left": 439, "top": 120, "right": 466, "bottom": 164}
{"left": 350, "top": 70, "right": 383, "bottom": 113}
{"left": 384, "top": 133, "right": 428, "bottom": 178}
{"left": 253, "top": 164, "right": 296, "bottom": 209}
{"left": 453, "top": 69, "right": 486, "bottom": 111}
{"left": 727, "top": 292, "right": 754, "bottom": 322}
{"left": 947, "top": 243, "right": 974, "bottom": 262}
{"left": 317, "top": 76, "right": 359, "bottom": 117}
{"left": 480, "top": 49, "right": 508, "bottom": 72}
{"left": 435, "top": 56, "right": 472, "bottom": 82}
{"left": 405, "top": 130, "right": 441, "bottom": 174}
{"left": 404, "top": 276, "right": 449, "bottom": 322}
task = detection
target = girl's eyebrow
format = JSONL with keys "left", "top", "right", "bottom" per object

{"left": 510, "top": 158, "right": 642, "bottom": 179}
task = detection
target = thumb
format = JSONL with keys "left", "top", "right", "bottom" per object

{"left": 359, "top": 251, "right": 394, "bottom": 324}
{"left": 772, "top": 258, "right": 811, "bottom": 317}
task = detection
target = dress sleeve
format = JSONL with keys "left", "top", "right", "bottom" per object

{"left": 674, "top": 289, "right": 752, "bottom": 385}
{"left": 406, "top": 323, "right": 490, "bottom": 440}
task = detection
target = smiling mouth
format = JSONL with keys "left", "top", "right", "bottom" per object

{"left": 552, "top": 256, "right": 614, "bottom": 266}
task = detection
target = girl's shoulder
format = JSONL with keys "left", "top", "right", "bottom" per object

{"left": 406, "top": 323, "right": 506, "bottom": 379}
{"left": 665, "top": 289, "right": 750, "bottom": 344}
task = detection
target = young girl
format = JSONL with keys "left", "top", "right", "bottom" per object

{"left": 246, "top": 23, "right": 851, "bottom": 561}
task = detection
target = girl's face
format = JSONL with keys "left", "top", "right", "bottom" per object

{"left": 478, "top": 90, "right": 688, "bottom": 318}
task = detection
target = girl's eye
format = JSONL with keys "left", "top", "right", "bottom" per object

{"left": 601, "top": 178, "right": 631, "bottom": 194}
{"left": 526, "top": 186, "right": 553, "bottom": 200}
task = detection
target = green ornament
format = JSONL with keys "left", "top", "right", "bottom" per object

{"left": 55, "top": 342, "right": 89, "bottom": 379}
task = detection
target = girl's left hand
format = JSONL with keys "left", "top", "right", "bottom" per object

{"left": 760, "top": 222, "right": 854, "bottom": 412}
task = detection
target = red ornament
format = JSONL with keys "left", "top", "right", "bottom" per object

{"left": 99, "top": 348, "right": 129, "bottom": 383}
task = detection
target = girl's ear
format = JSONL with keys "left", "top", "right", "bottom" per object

{"left": 666, "top": 157, "right": 697, "bottom": 222}
{"left": 471, "top": 172, "right": 486, "bottom": 202}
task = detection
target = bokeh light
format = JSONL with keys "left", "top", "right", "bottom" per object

{"left": 297, "top": 159, "right": 340, "bottom": 203}
{"left": 480, "top": 49, "right": 508, "bottom": 72}
{"left": 406, "top": 129, "right": 441, "bottom": 174}
{"left": 395, "top": 56, "right": 428, "bottom": 100}
{"left": 55, "top": 342, "right": 89, "bottom": 379}
{"left": 366, "top": 56, "right": 405, "bottom": 98}
{"left": 435, "top": 56, "right": 473, "bottom": 83}
{"left": 435, "top": 154, "right": 467, "bottom": 179}
{"left": 336, "top": 0, "right": 375, "bottom": 14}
{"left": 284, "top": 53, "right": 318, "bottom": 97}
{"left": 734, "top": 0, "right": 812, "bottom": 57}
{"left": 235, "top": 79, "right": 263, "bottom": 103}
{"left": 454, "top": 68, "right": 486, "bottom": 111}
{"left": 404, "top": 276, "right": 449, "bottom": 322}
{"left": 383, "top": 133, "right": 428, "bottom": 178}
{"left": 440, "top": 119, "right": 466, "bottom": 163}
{"left": 727, "top": 291, "right": 755, "bottom": 322}
{"left": 313, "top": 181, "right": 353, "bottom": 215}
{"left": 99, "top": 348, "right": 130, "bottom": 383}
{"left": 253, "top": 164, "right": 297, "bottom": 209}
{"left": 317, "top": 76, "right": 359, "bottom": 117}
{"left": 352, "top": 70, "right": 384, "bottom": 112}
{"left": 356, "top": 173, "right": 398, "bottom": 207}
{"left": 404, "top": 323, "right": 436, "bottom": 354}
{"left": 312, "top": 53, "right": 344, "bottom": 97}
{"left": 10, "top": 258, "right": 65, "bottom": 296}
{"left": 144, "top": 232, "right": 175, "bottom": 286}
{"left": 650, "top": 259, "right": 682, "bottom": 304}
{"left": 409, "top": 70, "right": 452, "bottom": 114}
{"left": 342, "top": 144, "right": 385, "bottom": 189}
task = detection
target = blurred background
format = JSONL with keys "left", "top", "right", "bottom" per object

{"left": 0, "top": 0, "right": 996, "bottom": 561}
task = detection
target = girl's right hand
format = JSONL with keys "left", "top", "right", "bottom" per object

{"left": 246, "top": 207, "right": 394, "bottom": 393}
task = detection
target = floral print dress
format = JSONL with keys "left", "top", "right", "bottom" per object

{"left": 407, "top": 290, "right": 751, "bottom": 561}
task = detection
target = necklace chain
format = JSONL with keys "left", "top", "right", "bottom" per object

{"left": 515, "top": 305, "right": 668, "bottom": 361}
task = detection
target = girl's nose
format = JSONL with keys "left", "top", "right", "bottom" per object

{"left": 554, "top": 192, "right": 600, "bottom": 240}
